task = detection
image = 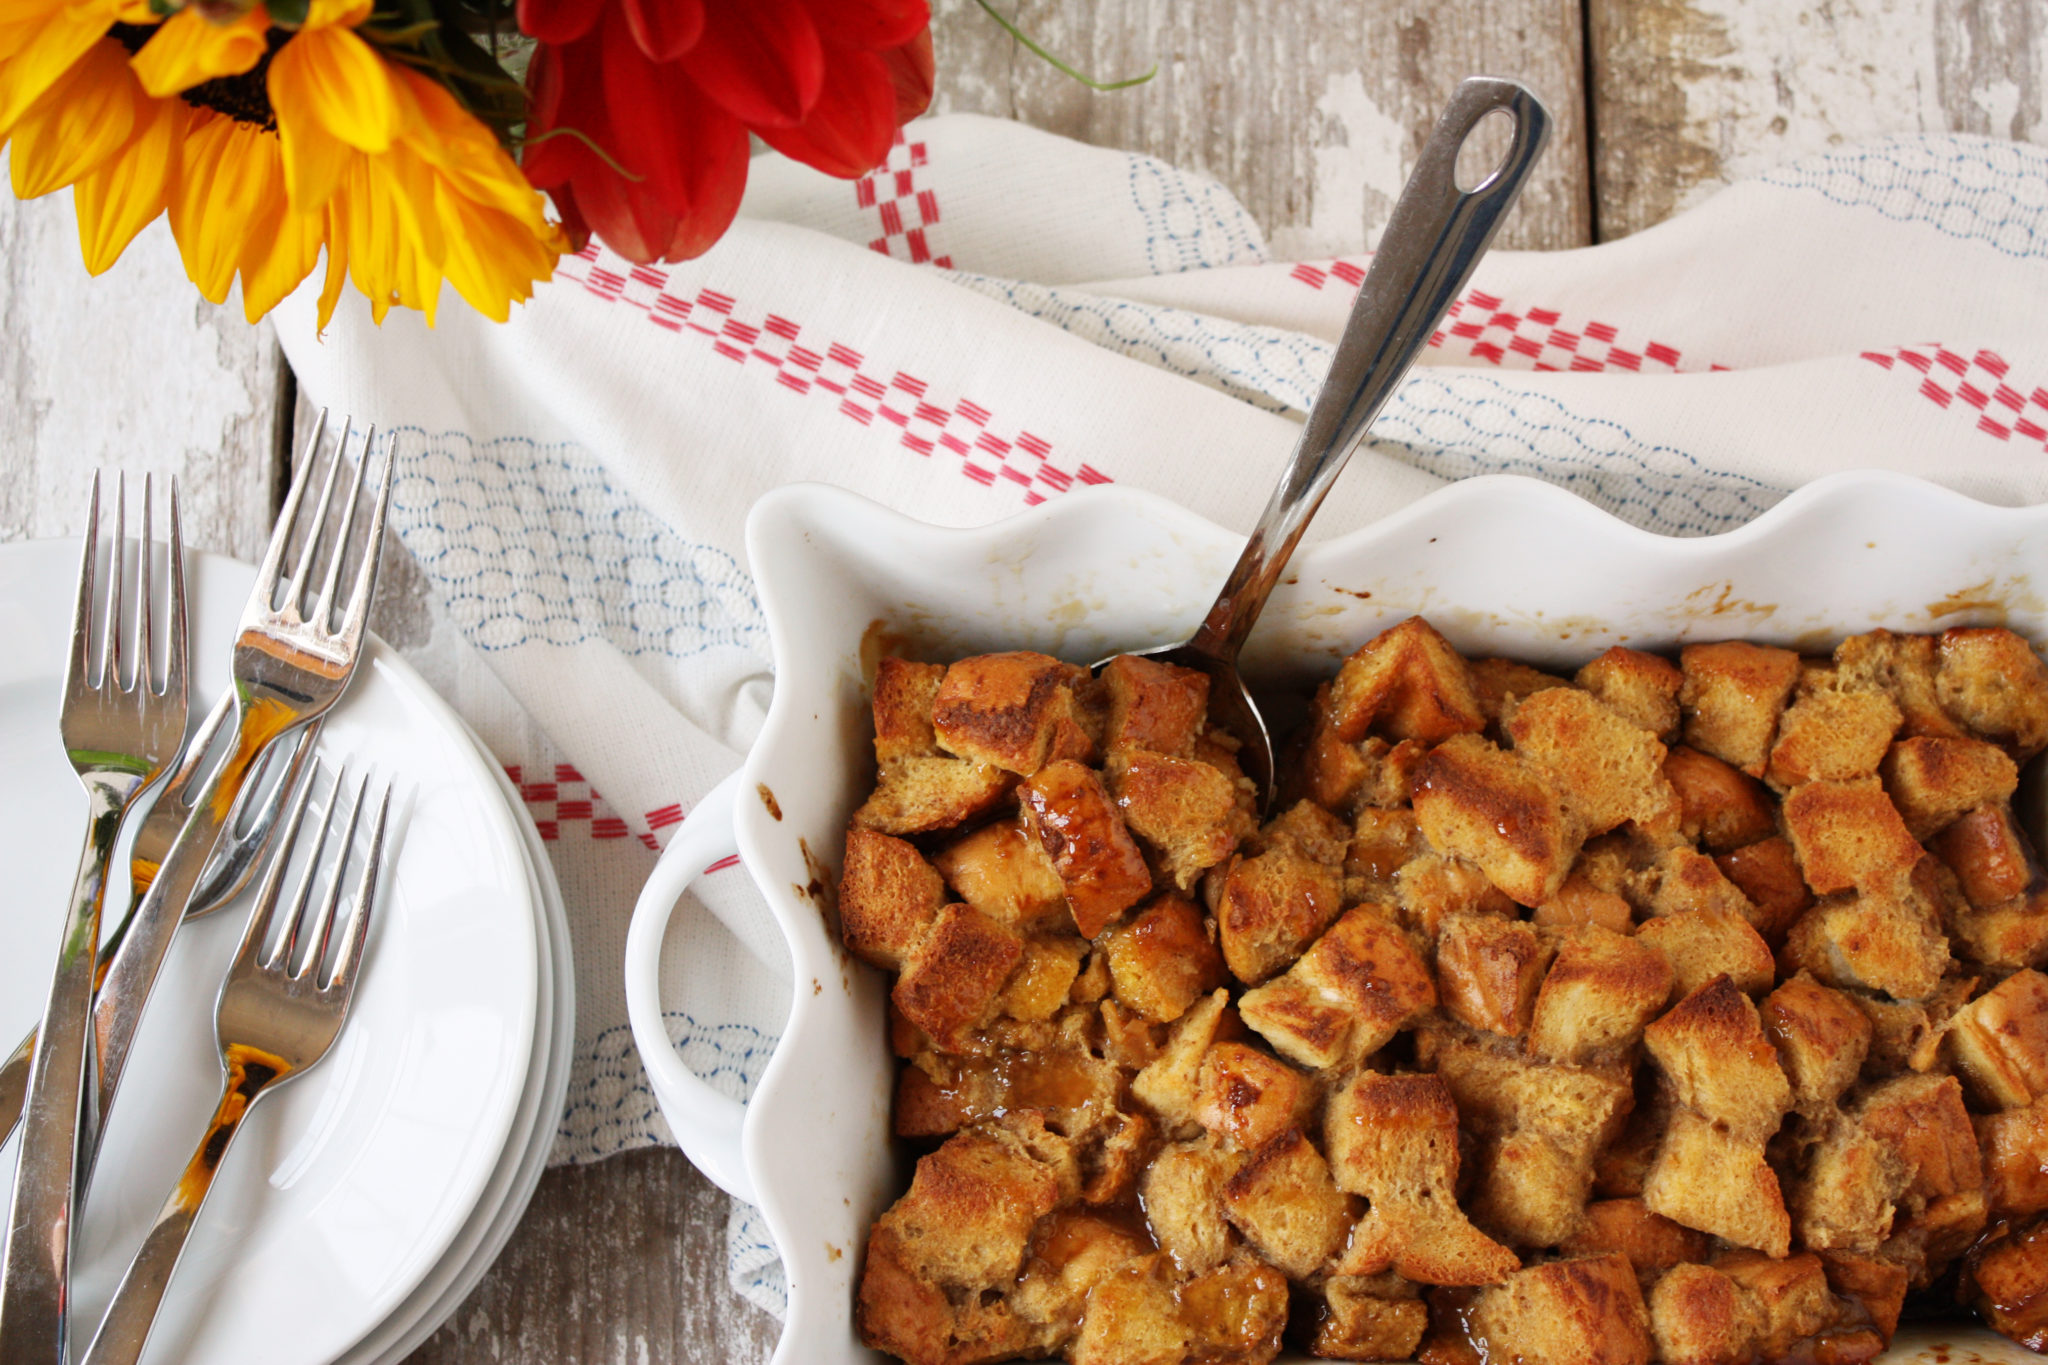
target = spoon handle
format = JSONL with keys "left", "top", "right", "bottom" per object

{"left": 1187, "top": 76, "right": 1551, "bottom": 662}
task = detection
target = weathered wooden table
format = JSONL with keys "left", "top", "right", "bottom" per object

{"left": 0, "top": 1, "right": 2040, "bottom": 1359}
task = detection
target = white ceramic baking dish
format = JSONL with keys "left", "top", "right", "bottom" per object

{"left": 625, "top": 471, "right": 2048, "bottom": 1364}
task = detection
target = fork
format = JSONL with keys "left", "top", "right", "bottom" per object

{"left": 0, "top": 475, "right": 189, "bottom": 1362}
{"left": 79, "top": 762, "right": 391, "bottom": 1365}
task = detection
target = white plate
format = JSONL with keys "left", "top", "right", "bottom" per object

{"left": 0, "top": 541, "right": 539, "bottom": 1365}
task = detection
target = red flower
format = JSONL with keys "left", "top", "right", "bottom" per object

{"left": 521, "top": 0, "right": 934, "bottom": 264}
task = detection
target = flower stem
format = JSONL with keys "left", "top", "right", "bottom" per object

{"left": 973, "top": 0, "right": 1155, "bottom": 91}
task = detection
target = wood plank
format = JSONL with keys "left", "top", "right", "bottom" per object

{"left": 927, "top": 0, "right": 1594, "bottom": 254}
{"left": 1588, "top": 0, "right": 2047, "bottom": 239}
{"left": 0, "top": 177, "right": 287, "bottom": 559}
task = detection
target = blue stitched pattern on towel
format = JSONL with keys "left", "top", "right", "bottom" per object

{"left": 1126, "top": 153, "right": 1270, "bottom": 275}
{"left": 1760, "top": 134, "right": 2048, "bottom": 260}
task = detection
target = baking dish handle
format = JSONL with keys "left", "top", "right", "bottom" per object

{"left": 623, "top": 770, "right": 758, "bottom": 1205}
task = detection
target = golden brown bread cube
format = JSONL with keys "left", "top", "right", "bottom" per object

{"left": 931, "top": 651, "right": 1095, "bottom": 774}
{"left": 1131, "top": 989, "right": 1233, "bottom": 1137}
{"left": 1679, "top": 641, "right": 1802, "bottom": 778}
{"left": 1069, "top": 1252, "right": 1289, "bottom": 1365}
{"left": 855, "top": 756, "right": 1017, "bottom": 835}
{"left": 1857, "top": 1071, "right": 1988, "bottom": 1270}
{"left": 1464, "top": 1254, "right": 1653, "bottom": 1365}
{"left": 1006, "top": 1210, "right": 1150, "bottom": 1352}
{"left": 1348, "top": 806, "right": 1424, "bottom": 887}
{"left": 1101, "top": 654, "right": 1209, "bottom": 759}
{"left": 1527, "top": 927, "right": 1674, "bottom": 1064}
{"left": 1561, "top": 1198, "right": 1711, "bottom": 1287}
{"left": 1533, "top": 873, "right": 1637, "bottom": 935}
{"left": 1577, "top": 646, "right": 1685, "bottom": 741}
{"left": 1194, "top": 1041, "right": 1320, "bottom": 1151}
{"left": 1312, "top": 1275, "right": 1429, "bottom": 1361}
{"left": 1641, "top": 1108, "right": 1793, "bottom": 1257}
{"left": 1712, "top": 836, "right": 1814, "bottom": 945}
{"left": 1834, "top": 629, "right": 1965, "bottom": 740}
{"left": 1777, "top": 868, "right": 1952, "bottom": 1002}
{"left": 1761, "top": 973, "right": 1872, "bottom": 1113}
{"left": 999, "top": 937, "right": 1088, "bottom": 1022}
{"left": 857, "top": 1224, "right": 1037, "bottom": 1365}
{"left": 891, "top": 904, "right": 1025, "bottom": 1050}
{"left": 1101, "top": 895, "right": 1225, "bottom": 1025}
{"left": 1782, "top": 776, "right": 1926, "bottom": 897}
{"left": 873, "top": 658, "right": 948, "bottom": 763}
{"left": 1765, "top": 688, "right": 1903, "bottom": 789}
{"left": 1436, "top": 913, "right": 1552, "bottom": 1037}
{"left": 1020, "top": 759, "right": 1152, "bottom": 938}
{"left": 1970, "top": 1216, "right": 2048, "bottom": 1352}
{"left": 1952, "top": 887, "right": 2048, "bottom": 971}
{"left": 1140, "top": 1141, "right": 1236, "bottom": 1276}
{"left": 1326, "top": 616, "right": 1487, "bottom": 745}
{"left": 1592, "top": 1086, "right": 1672, "bottom": 1201}
{"left": 1219, "top": 1129, "right": 1355, "bottom": 1279}
{"left": 1213, "top": 855, "right": 1344, "bottom": 987}
{"left": 1469, "top": 656, "right": 1571, "bottom": 724}
{"left": 841, "top": 826, "right": 948, "bottom": 970}
{"left": 1643, "top": 977, "right": 1793, "bottom": 1139}
{"left": 1108, "top": 751, "right": 1250, "bottom": 892}
{"left": 1301, "top": 707, "right": 1375, "bottom": 815}
{"left": 865, "top": 1116, "right": 1074, "bottom": 1296}
{"left": 1931, "top": 801, "right": 2042, "bottom": 911}
{"left": 1325, "top": 1072, "right": 1519, "bottom": 1286}
{"left": 1252, "top": 798, "right": 1353, "bottom": 863}
{"left": 1648, "top": 845, "right": 1762, "bottom": 922}
{"left": 1714, "top": 1250, "right": 1839, "bottom": 1359}
{"left": 930, "top": 819, "right": 1070, "bottom": 935}
{"left": 1979, "top": 1099, "right": 2048, "bottom": 1217}
{"left": 1637, "top": 905, "right": 1775, "bottom": 1000}
{"left": 1237, "top": 906, "right": 1435, "bottom": 1071}
{"left": 1662, "top": 745, "right": 1776, "bottom": 853}
{"left": 1936, "top": 626, "right": 2048, "bottom": 760}
{"left": 1945, "top": 969, "right": 2048, "bottom": 1109}
{"left": 1412, "top": 733, "right": 1583, "bottom": 907}
{"left": 1648, "top": 1262, "right": 1763, "bottom": 1365}
{"left": 1395, "top": 852, "right": 1517, "bottom": 943}
{"left": 1505, "top": 686, "right": 1677, "bottom": 835}
{"left": 1882, "top": 735, "right": 2019, "bottom": 840}
{"left": 1818, "top": 1250, "right": 1909, "bottom": 1339}
{"left": 1794, "top": 1116, "right": 1910, "bottom": 1255}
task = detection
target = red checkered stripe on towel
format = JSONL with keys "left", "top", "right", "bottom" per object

{"left": 1290, "top": 265, "right": 1726, "bottom": 375}
{"left": 1860, "top": 346, "right": 2048, "bottom": 449}
{"left": 856, "top": 131, "right": 949, "bottom": 267}
{"left": 555, "top": 249, "right": 1109, "bottom": 505}
{"left": 507, "top": 763, "right": 735, "bottom": 860}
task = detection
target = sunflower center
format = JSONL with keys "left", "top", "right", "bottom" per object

{"left": 109, "top": 21, "right": 286, "bottom": 130}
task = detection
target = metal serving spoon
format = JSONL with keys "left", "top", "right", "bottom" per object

{"left": 1108, "top": 76, "right": 1550, "bottom": 808}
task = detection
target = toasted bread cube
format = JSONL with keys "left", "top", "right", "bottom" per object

{"left": 1395, "top": 852, "right": 1517, "bottom": 943}
{"left": 1637, "top": 906, "right": 1776, "bottom": 1000}
{"left": 1562, "top": 1198, "right": 1712, "bottom": 1286}
{"left": 1778, "top": 869, "right": 1952, "bottom": 1002}
{"left": 1662, "top": 745, "right": 1776, "bottom": 853}
{"left": 1072, "top": 1253, "right": 1291, "bottom": 1365}
{"left": 1505, "top": 687, "right": 1677, "bottom": 835}
{"left": 1649, "top": 845, "right": 1763, "bottom": 921}
{"left": 1348, "top": 807, "right": 1424, "bottom": 885}
{"left": 1680, "top": 641, "right": 1801, "bottom": 778}
{"left": 1970, "top": 1216, "right": 2048, "bottom": 1352}
{"left": 931, "top": 652, "right": 1094, "bottom": 774}
{"left": 1528, "top": 927, "right": 1674, "bottom": 1064}
{"left": 1238, "top": 907, "right": 1435, "bottom": 1071}
{"left": 857, "top": 1223, "right": 1036, "bottom": 1365}
{"left": 1327, "top": 1072, "right": 1518, "bottom": 1286}
{"left": 1101, "top": 654, "right": 1209, "bottom": 758}
{"left": 1980, "top": 1099, "right": 2048, "bottom": 1217}
{"left": 892, "top": 904, "right": 1025, "bottom": 1050}
{"left": 1101, "top": 896, "right": 1225, "bottom": 1025}
{"left": 1648, "top": 1263, "right": 1762, "bottom": 1365}
{"left": 1195, "top": 1041, "right": 1320, "bottom": 1151}
{"left": 1175, "top": 1255, "right": 1293, "bottom": 1361}
{"left": 1644, "top": 977, "right": 1792, "bottom": 1138}
{"left": 1000, "top": 938, "right": 1088, "bottom": 1022}
{"left": 1313, "top": 1275, "right": 1430, "bottom": 1361}
{"left": 1715, "top": 1250, "right": 1837, "bottom": 1359}
{"left": 931, "top": 819, "right": 1070, "bottom": 935}
{"left": 1795, "top": 1117, "right": 1910, "bottom": 1254}
{"left": 1578, "top": 647, "right": 1685, "bottom": 741}
{"left": 1882, "top": 736, "right": 2020, "bottom": 840}
{"left": 1714, "top": 837, "right": 1814, "bottom": 945}
{"left": 1007, "top": 1209, "right": 1151, "bottom": 1348}
{"left": 1413, "top": 733, "right": 1583, "bottom": 906}
{"left": 1214, "top": 856, "right": 1343, "bottom": 987}
{"left": 1783, "top": 776, "right": 1925, "bottom": 896}
{"left": 1833, "top": 629, "right": 1962, "bottom": 739}
{"left": 1437, "top": 914, "right": 1553, "bottom": 1037}
{"left": 1327, "top": 616, "right": 1487, "bottom": 745}
{"left": 871, "top": 1118, "right": 1073, "bottom": 1292}
{"left": 1641, "top": 1109, "right": 1792, "bottom": 1256}
{"left": 1946, "top": 970, "right": 2048, "bottom": 1109}
{"left": 1476, "top": 1128, "right": 1607, "bottom": 1248}
{"left": 1466, "top": 1255, "right": 1653, "bottom": 1365}
{"left": 1766, "top": 689, "right": 1903, "bottom": 789}
{"left": 1020, "top": 760, "right": 1152, "bottom": 938}
{"left": 1534, "top": 872, "right": 1637, "bottom": 935}
{"left": 855, "top": 756, "right": 1017, "bottom": 835}
{"left": 1254, "top": 799, "right": 1352, "bottom": 864}
{"left": 1132, "top": 990, "right": 1232, "bottom": 1137}
{"left": 1218, "top": 1129, "right": 1355, "bottom": 1279}
{"left": 1762, "top": 974, "right": 1872, "bottom": 1112}
{"left": 1817, "top": 1250, "right": 1908, "bottom": 1339}
{"left": 1301, "top": 713, "right": 1374, "bottom": 815}
{"left": 841, "top": 826, "right": 948, "bottom": 969}
{"left": 1470, "top": 656, "right": 1572, "bottom": 723}
{"left": 1859, "top": 1072, "right": 1986, "bottom": 1230}
{"left": 1140, "top": 1141, "right": 1235, "bottom": 1275}
{"left": 1937, "top": 626, "right": 2048, "bottom": 760}
{"left": 1932, "top": 802, "right": 2042, "bottom": 911}
{"left": 872, "top": 658, "right": 947, "bottom": 763}
{"left": 1106, "top": 752, "right": 1250, "bottom": 893}
{"left": 1593, "top": 1087, "right": 1672, "bottom": 1201}
{"left": 1953, "top": 887, "right": 2048, "bottom": 970}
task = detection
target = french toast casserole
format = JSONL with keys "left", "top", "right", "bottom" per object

{"left": 839, "top": 616, "right": 2048, "bottom": 1364}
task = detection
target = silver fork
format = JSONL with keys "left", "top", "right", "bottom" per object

{"left": 80, "top": 763, "right": 391, "bottom": 1365}
{"left": 0, "top": 695, "right": 320, "bottom": 1144}
{"left": 0, "top": 476, "right": 189, "bottom": 1362}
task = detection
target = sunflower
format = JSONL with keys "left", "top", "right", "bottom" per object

{"left": 0, "top": 0, "right": 566, "bottom": 326}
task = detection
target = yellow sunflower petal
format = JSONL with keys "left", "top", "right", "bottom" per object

{"left": 0, "top": 0, "right": 115, "bottom": 132}
{"left": 299, "top": 0, "right": 368, "bottom": 29}
{"left": 389, "top": 66, "right": 543, "bottom": 226}
{"left": 314, "top": 176, "right": 349, "bottom": 332}
{"left": 131, "top": 5, "right": 268, "bottom": 98}
{"left": 268, "top": 25, "right": 406, "bottom": 213}
{"left": 231, "top": 122, "right": 321, "bottom": 321}
{"left": 72, "top": 92, "right": 184, "bottom": 273}
{"left": 168, "top": 110, "right": 276, "bottom": 302}
{"left": 9, "top": 36, "right": 139, "bottom": 197}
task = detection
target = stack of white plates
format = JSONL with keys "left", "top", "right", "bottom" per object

{"left": 0, "top": 542, "right": 574, "bottom": 1364}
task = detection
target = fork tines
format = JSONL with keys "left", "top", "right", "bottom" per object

{"left": 71, "top": 472, "right": 185, "bottom": 698}
{"left": 260, "top": 412, "right": 395, "bottom": 638}
{"left": 241, "top": 762, "right": 390, "bottom": 993}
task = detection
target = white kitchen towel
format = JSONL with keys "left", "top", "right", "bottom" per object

{"left": 272, "top": 116, "right": 2048, "bottom": 1320}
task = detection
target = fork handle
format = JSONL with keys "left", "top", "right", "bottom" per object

{"left": 78, "top": 1047, "right": 288, "bottom": 1365}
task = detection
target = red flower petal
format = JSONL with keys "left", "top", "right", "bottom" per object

{"left": 521, "top": 38, "right": 607, "bottom": 189}
{"left": 878, "top": 28, "right": 933, "bottom": 124}
{"left": 621, "top": 0, "right": 702, "bottom": 62}
{"left": 755, "top": 45, "right": 895, "bottom": 179}
{"left": 802, "top": 0, "right": 928, "bottom": 50}
{"left": 518, "top": 0, "right": 606, "bottom": 46}
{"left": 676, "top": 0, "right": 823, "bottom": 129}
